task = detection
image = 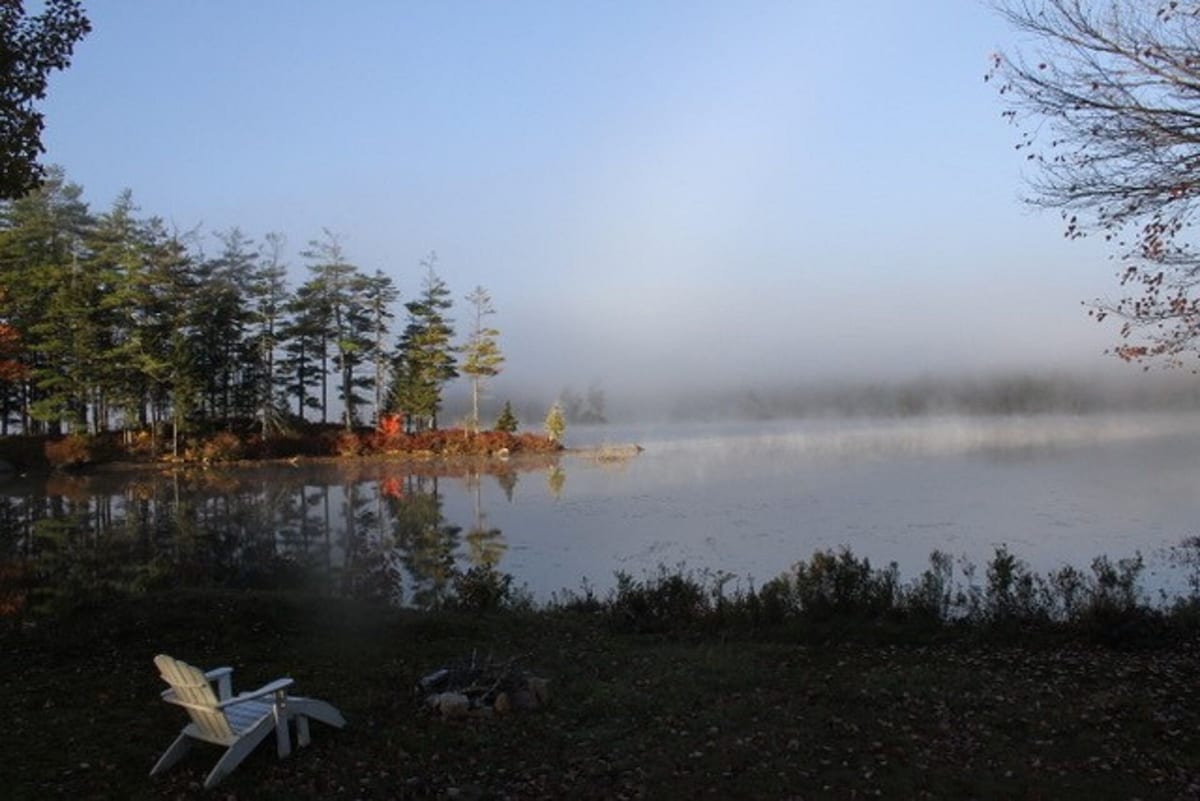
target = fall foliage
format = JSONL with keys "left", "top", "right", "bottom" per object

{"left": 991, "top": 0, "right": 1200, "bottom": 367}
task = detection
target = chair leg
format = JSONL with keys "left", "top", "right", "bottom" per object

{"left": 273, "top": 692, "right": 292, "bottom": 758}
{"left": 150, "top": 732, "right": 192, "bottom": 776}
{"left": 204, "top": 720, "right": 274, "bottom": 789}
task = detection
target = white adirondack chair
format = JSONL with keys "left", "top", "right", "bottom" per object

{"left": 150, "top": 653, "right": 346, "bottom": 789}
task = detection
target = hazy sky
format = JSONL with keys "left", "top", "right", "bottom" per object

{"left": 38, "top": 1, "right": 1130, "bottom": 410}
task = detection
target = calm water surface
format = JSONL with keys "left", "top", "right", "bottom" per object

{"left": 4, "top": 412, "right": 1200, "bottom": 614}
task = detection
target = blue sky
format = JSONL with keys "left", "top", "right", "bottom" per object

{"left": 38, "top": 1, "right": 1127, "bottom": 409}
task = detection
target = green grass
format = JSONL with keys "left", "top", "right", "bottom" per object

{"left": 4, "top": 589, "right": 1200, "bottom": 799}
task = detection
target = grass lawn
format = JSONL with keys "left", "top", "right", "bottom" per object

{"left": 4, "top": 590, "right": 1200, "bottom": 799}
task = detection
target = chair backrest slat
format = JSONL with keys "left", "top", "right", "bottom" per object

{"left": 154, "top": 654, "right": 235, "bottom": 742}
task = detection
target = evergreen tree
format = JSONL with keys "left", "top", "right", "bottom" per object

{"left": 543, "top": 401, "right": 565, "bottom": 444}
{"left": 167, "top": 324, "right": 200, "bottom": 458}
{"left": 494, "top": 400, "right": 518, "bottom": 433}
{"left": 362, "top": 269, "right": 399, "bottom": 424}
{"left": 191, "top": 228, "right": 258, "bottom": 421}
{"left": 301, "top": 229, "right": 371, "bottom": 429}
{"left": 278, "top": 279, "right": 326, "bottom": 422}
{"left": 388, "top": 253, "right": 456, "bottom": 431}
{"left": 248, "top": 232, "right": 290, "bottom": 435}
{"left": 0, "top": 168, "right": 95, "bottom": 432}
{"left": 461, "top": 285, "right": 504, "bottom": 433}
{"left": 135, "top": 217, "right": 200, "bottom": 451}
{"left": 339, "top": 274, "right": 375, "bottom": 429}
{"left": 87, "top": 190, "right": 148, "bottom": 431}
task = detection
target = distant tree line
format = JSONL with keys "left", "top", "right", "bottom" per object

{"left": 667, "top": 372, "right": 1200, "bottom": 422}
{"left": 558, "top": 384, "right": 606, "bottom": 425}
{"left": 0, "top": 169, "right": 507, "bottom": 445}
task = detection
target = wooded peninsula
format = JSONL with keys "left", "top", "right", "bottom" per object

{"left": 0, "top": 169, "right": 572, "bottom": 469}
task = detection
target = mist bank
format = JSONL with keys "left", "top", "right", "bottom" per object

{"left": 476, "top": 369, "right": 1200, "bottom": 426}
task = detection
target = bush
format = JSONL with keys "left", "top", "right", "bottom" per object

{"left": 332, "top": 430, "right": 363, "bottom": 457}
{"left": 44, "top": 434, "right": 95, "bottom": 468}
{"left": 311, "top": 429, "right": 345, "bottom": 457}
{"left": 407, "top": 428, "right": 453, "bottom": 454}
{"left": 609, "top": 567, "right": 713, "bottom": 633}
{"left": 904, "top": 550, "right": 956, "bottom": 623}
{"left": 120, "top": 429, "right": 158, "bottom": 458}
{"left": 198, "top": 431, "right": 244, "bottom": 462}
{"left": 788, "top": 548, "right": 901, "bottom": 622}
{"left": 449, "top": 564, "right": 515, "bottom": 613}
{"left": 1072, "top": 554, "right": 1154, "bottom": 643}
{"left": 983, "top": 546, "right": 1048, "bottom": 626}
{"left": 363, "top": 425, "right": 409, "bottom": 454}
{"left": 751, "top": 575, "right": 797, "bottom": 626}
{"left": 472, "top": 429, "right": 515, "bottom": 455}
{"left": 377, "top": 414, "right": 403, "bottom": 439}
{"left": 514, "top": 432, "right": 559, "bottom": 453}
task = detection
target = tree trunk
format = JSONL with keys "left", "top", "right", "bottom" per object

{"left": 471, "top": 377, "right": 480, "bottom": 434}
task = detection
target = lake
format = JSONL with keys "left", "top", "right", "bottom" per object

{"left": 3, "top": 411, "right": 1200, "bottom": 616}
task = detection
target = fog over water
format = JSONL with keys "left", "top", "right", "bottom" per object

{"left": 469, "top": 367, "right": 1200, "bottom": 431}
{"left": 445, "top": 410, "right": 1200, "bottom": 601}
{"left": 5, "top": 409, "right": 1199, "bottom": 611}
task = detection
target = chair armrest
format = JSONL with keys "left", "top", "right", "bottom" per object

{"left": 205, "top": 666, "right": 234, "bottom": 700}
{"left": 215, "top": 677, "right": 295, "bottom": 709}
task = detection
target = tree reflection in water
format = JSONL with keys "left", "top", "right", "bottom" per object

{"left": 0, "top": 455, "right": 562, "bottom": 623}
{"left": 465, "top": 469, "right": 506, "bottom": 569}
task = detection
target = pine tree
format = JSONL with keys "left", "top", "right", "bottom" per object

{"left": 339, "top": 275, "right": 376, "bottom": 429}
{"left": 544, "top": 402, "right": 565, "bottom": 444}
{"left": 248, "top": 232, "right": 290, "bottom": 435}
{"left": 87, "top": 190, "right": 148, "bottom": 431}
{"left": 0, "top": 168, "right": 95, "bottom": 433}
{"left": 300, "top": 229, "right": 372, "bottom": 428}
{"left": 362, "top": 269, "right": 398, "bottom": 424}
{"left": 388, "top": 253, "right": 456, "bottom": 431}
{"left": 191, "top": 228, "right": 258, "bottom": 421}
{"left": 461, "top": 285, "right": 504, "bottom": 433}
{"left": 278, "top": 279, "right": 327, "bottom": 422}
{"left": 494, "top": 400, "right": 518, "bottom": 433}
{"left": 135, "top": 217, "right": 199, "bottom": 451}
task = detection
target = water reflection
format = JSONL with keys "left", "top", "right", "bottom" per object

{"left": 0, "top": 455, "right": 562, "bottom": 622}
{"left": 8, "top": 414, "right": 1200, "bottom": 624}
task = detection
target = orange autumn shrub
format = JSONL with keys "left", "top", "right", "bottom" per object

{"left": 199, "top": 431, "right": 245, "bottom": 462}
{"left": 44, "top": 434, "right": 94, "bottom": 468}
{"left": 332, "top": 430, "right": 363, "bottom": 457}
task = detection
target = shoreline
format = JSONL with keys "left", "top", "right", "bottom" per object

{"left": 13, "top": 441, "right": 645, "bottom": 478}
{"left": 0, "top": 424, "right": 644, "bottom": 477}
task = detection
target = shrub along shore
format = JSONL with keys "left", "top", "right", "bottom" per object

{"left": 5, "top": 546, "right": 1200, "bottom": 799}
{"left": 0, "top": 424, "right": 563, "bottom": 472}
